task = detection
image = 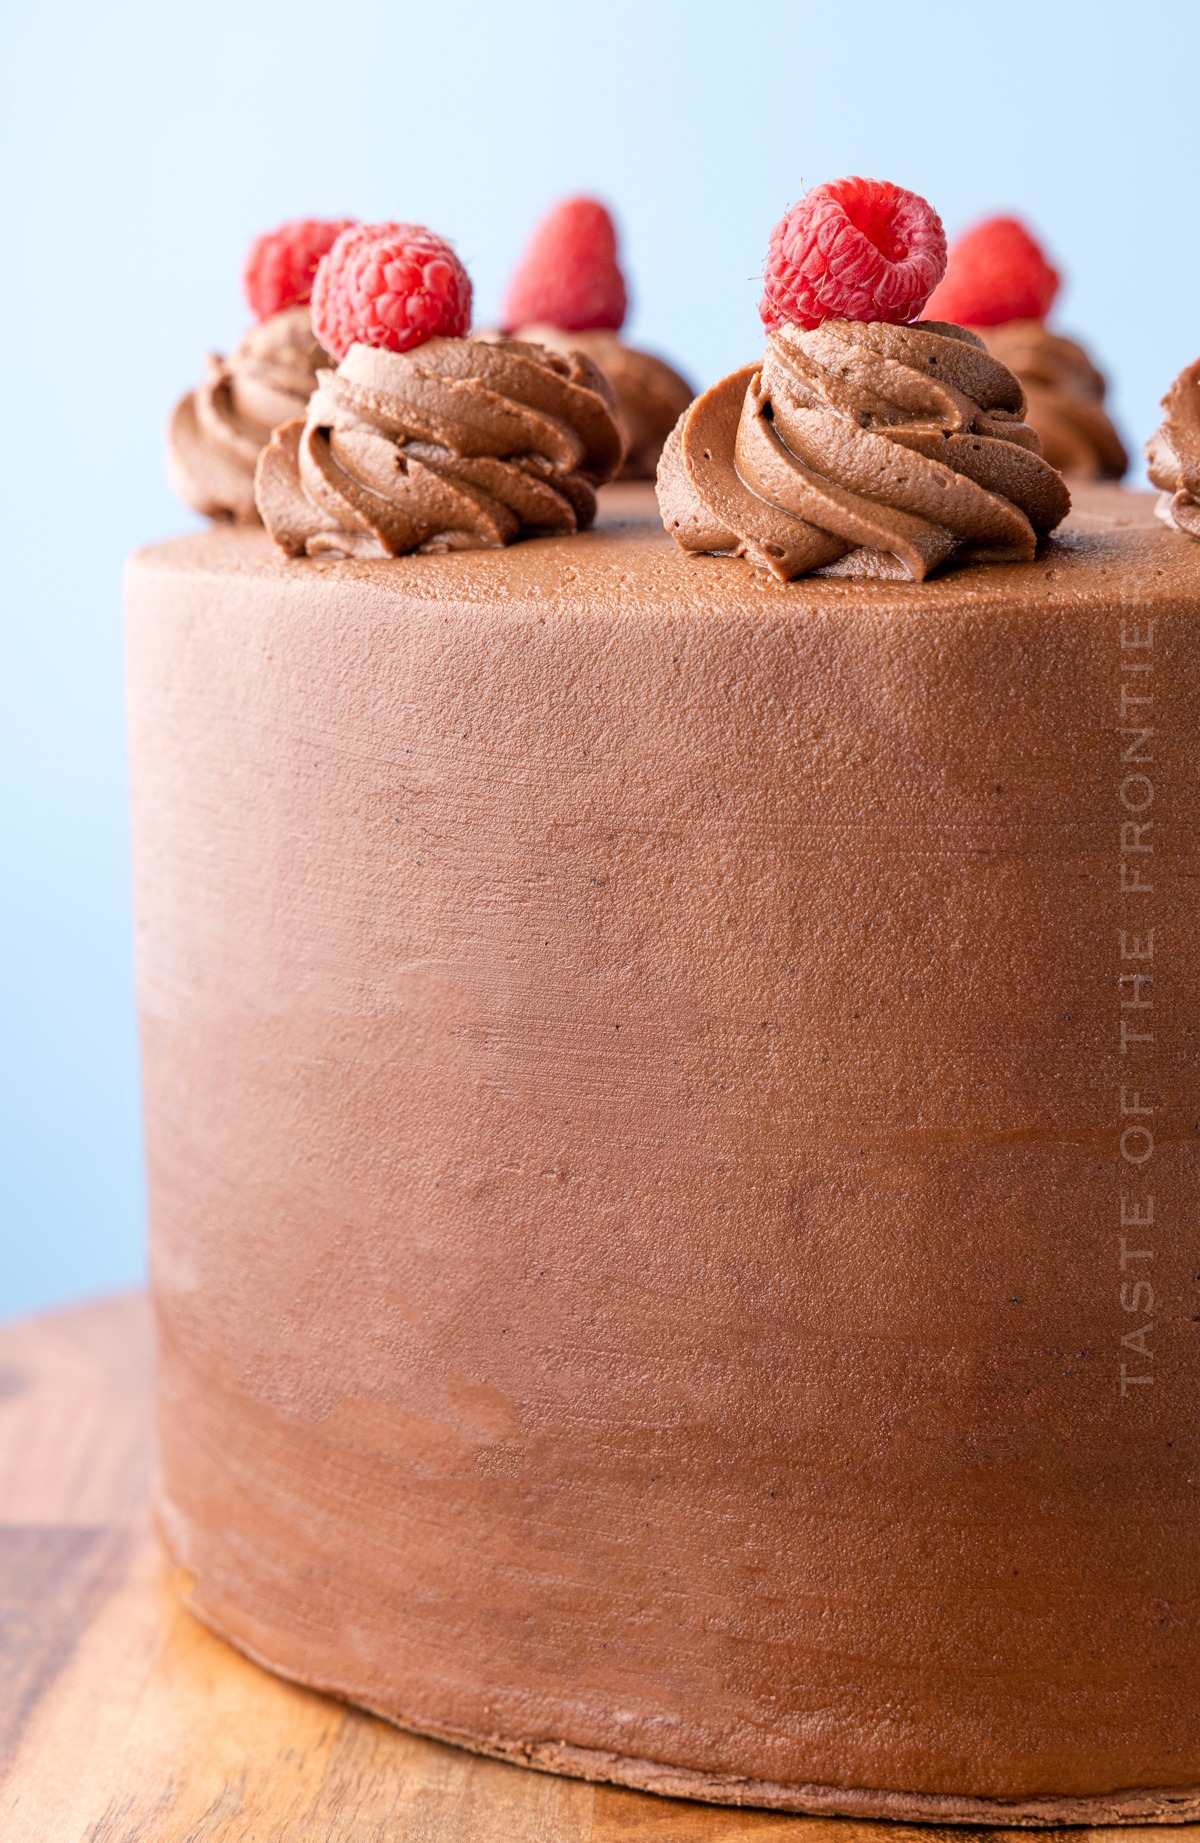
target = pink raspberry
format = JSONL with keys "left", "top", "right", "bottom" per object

{"left": 243, "top": 218, "right": 355, "bottom": 322}
{"left": 759, "top": 178, "right": 947, "bottom": 333}
{"left": 503, "top": 197, "right": 627, "bottom": 333}
{"left": 311, "top": 222, "right": 473, "bottom": 362}
{"left": 922, "top": 216, "right": 1060, "bottom": 327}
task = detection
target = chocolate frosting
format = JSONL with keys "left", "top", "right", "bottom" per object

{"left": 255, "top": 337, "right": 624, "bottom": 560}
{"left": 509, "top": 325, "right": 693, "bottom": 480}
{"left": 980, "top": 321, "right": 1128, "bottom": 480}
{"left": 1145, "top": 358, "right": 1200, "bottom": 540}
{"left": 167, "top": 307, "right": 328, "bottom": 522}
{"left": 128, "top": 515, "right": 1200, "bottom": 1822}
{"left": 657, "top": 319, "right": 1069, "bottom": 582}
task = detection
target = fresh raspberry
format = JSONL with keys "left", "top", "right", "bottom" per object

{"left": 502, "top": 197, "right": 627, "bottom": 333}
{"left": 243, "top": 218, "right": 355, "bottom": 322}
{"left": 759, "top": 177, "right": 947, "bottom": 333}
{"left": 311, "top": 222, "right": 473, "bottom": 361}
{"left": 922, "top": 216, "right": 1060, "bottom": 327}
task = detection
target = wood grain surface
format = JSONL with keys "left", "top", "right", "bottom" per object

{"left": 0, "top": 1293, "right": 1191, "bottom": 1841}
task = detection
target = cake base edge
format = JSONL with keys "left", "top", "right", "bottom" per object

{"left": 161, "top": 1534, "right": 1200, "bottom": 1827}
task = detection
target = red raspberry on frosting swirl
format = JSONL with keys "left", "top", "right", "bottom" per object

{"left": 503, "top": 197, "right": 627, "bottom": 334}
{"left": 312, "top": 222, "right": 473, "bottom": 362}
{"left": 924, "top": 216, "right": 1060, "bottom": 328}
{"left": 760, "top": 178, "right": 947, "bottom": 333}
{"left": 244, "top": 218, "right": 354, "bottom": 322}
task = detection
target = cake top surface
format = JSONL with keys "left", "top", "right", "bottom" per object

{"left": 135, "top": 486, "right": 1184, "bottom": 622}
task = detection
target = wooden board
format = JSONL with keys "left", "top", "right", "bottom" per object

{"left": 0, "top": 1292, "right": 1191, "bottom": 1841}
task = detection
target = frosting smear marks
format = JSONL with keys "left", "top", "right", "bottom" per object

{"left": 257, "top": 336, "right": 624, "bottom": 559}
{"left": 658, "top": 319, "right": 1070, "bottom": 581}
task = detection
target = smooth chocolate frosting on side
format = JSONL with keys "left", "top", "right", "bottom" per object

{"left": 979, "top": 321, "right": 1128, "bottom": 480}
{"left": 128, "top": 515, "right": 1200, "bottom": 1823}
{"left": 509, "top": 324, "right": 694, "bottom": 480}
{"left": 658, "top": 320, "right": 1069, "bottom": 581}
{"left": 255, "top": 337, "right": 624, "bottom": 559}
{"left": 167, "top": 306, "right": 328, "bottom": 522}
{"left": 1146, "top": 358, "right": 1200, "bottom": 539}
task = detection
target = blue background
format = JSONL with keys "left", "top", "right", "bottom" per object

{"left": 2, "top": 0, "right": 1197, "bottom": 1320}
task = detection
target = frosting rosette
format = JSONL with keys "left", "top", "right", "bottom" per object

{"left": 256, "top": 336, "right": 625, "bottom": 559}
{"left": 657, "top": 319, "right": 1070, "bottom": 581}
{"left": 506, "top": 325, "right": 693, "bottom": 479}
{"left": 1145, "top": 358, "right": 1200, "bottom": 541}
{"left": 167, "top": 307, "right": 328, "bottom": 522}
{"left": 979, "top": 322, "right": 1127, "bottom": 480}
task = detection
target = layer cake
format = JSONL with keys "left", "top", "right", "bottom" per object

{"left": 127, "top": 501, "right": 1200, "bottom": 1823}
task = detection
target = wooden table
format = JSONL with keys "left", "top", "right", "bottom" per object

{"left": 0, "top": 1295, "right": 1187, "bottom": 1842}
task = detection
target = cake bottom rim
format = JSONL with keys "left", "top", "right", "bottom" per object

{"left": 159, "top": 1532, "right": 1200, "bottom": 1826}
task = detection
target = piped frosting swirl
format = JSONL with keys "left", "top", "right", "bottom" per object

{"left": 507, "top": 325, "right": 693, "bottom": 479}
{"left": 256, "top": 336, "right": 624, "bottom": 559}
{"left": 167, "top": 307, "right": 328, "bottom": 522}
{"left": 657, "top": 319, "right": 1070, "bottom": 581}
{"left": 1145, "top": 359, "right": 1200, "bottom": 541}
{"left": 979, "top": 321, "right": 1127, "bottom": 480}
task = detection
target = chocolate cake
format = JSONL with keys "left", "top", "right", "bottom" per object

{"left": 128, "top": 497, "right": 1200, "bottom": 1824}
{"left": 131, "top": 185, "right": 1200, "bottom": 1824}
